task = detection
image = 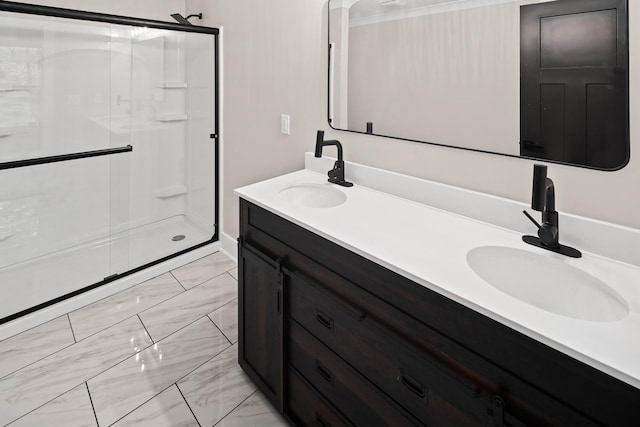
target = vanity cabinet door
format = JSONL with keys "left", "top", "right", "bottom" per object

{"left": 238, "top": 239, "right": 284, "bottom": 411}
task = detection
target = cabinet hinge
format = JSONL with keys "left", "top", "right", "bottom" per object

{"left": 237, "top": 237, "right": 243, "bottom": 258}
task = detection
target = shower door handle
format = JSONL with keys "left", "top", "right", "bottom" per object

{"left": 0, "top": 145, "right": 133, "bottom": 171}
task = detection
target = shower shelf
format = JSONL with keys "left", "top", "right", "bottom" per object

{"left": 0, "top": 84, "right": 39, "bottom": 92}
{"left": 153, "top": 185, "right": 187, "bottom": 198}
{"left": 154, "top": 82, "right": 188, "bottom": 89}
{"left": 155, "top": 114, "right": 187, "bottom": 122}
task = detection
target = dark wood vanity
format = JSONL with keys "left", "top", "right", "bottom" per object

{"left": 238, "top": 199, "right": 638, "bottom": 426}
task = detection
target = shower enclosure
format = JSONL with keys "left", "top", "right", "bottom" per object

{"left": 0, "top": 2, "right": 219, "bottom": 323}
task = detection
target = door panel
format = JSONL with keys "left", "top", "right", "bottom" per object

{"left": 520, "top": 0, "right": 628, "bottom": 169}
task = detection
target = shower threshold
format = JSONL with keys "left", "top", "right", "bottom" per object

{"left": 0, "top": 215, "right": 214, "bottom": 323}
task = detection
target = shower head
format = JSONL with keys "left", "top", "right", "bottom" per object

{"left": 171, "top": 13, "right": 202, "bottom": 25}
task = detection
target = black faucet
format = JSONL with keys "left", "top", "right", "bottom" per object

{"left": 314, "top": 130, "right": 353, "bottom": 187}
{"left": 522, "top": 164, "right": 581, "bottom": 258}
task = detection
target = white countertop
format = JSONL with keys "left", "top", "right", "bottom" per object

{"left": 235, "top": 166, "right": 640, "bottom": 389}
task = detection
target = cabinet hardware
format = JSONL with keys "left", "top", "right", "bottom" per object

{"left": 399, "top": 370, "right": 427, "bottom": 399}
{"left": 277, "top": 290, "right": 281, "bottom": 313}
{"left": 275, "top": 258, "right": 283, "bottom": 314}
{"left": 315, "top": 413, "right": 331, "bottom": 427}
{"left": 486, "top": 395, "right": 505, "bottom": 427}
{"left": 316, "top": 310, "right": 334, "bottom": 331}
{"left": 315, "top": 360, "right": 335, "bottom": 385}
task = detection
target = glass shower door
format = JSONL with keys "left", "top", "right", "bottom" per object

{"left": 0, "top": 3, "right": 218, "bottom": 324}
{"left": 0, "top": 13, "right": 132, "bottom": 321}
{"left": 123, "top": 28, "right": 217, "bottom": 270}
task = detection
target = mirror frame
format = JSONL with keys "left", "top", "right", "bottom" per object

{"left": 327, "top": 0, "right": 630, "bottom": 171}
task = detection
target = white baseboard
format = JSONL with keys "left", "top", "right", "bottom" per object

{"left": 220, "top": 231, "right": 238, "bottom": 262}
{"left": 0, "top": 242, "right": 220, "bottom": 341}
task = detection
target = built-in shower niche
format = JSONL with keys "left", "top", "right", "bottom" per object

{"left": 0, "top": 6, "right": 218, "bottom": 323}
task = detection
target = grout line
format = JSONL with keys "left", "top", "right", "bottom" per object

{"left": 211, "top": 297, "right": 238, "bottom": 313}
{"left": 170, "top": 270, "right": 187, "bottom": 291}
{"left": 80, "top": 315, "right": 222, "bottom": 426}
{"left": 67, "top": 314, "right": 77, "bottom": 343}
{"left": 102, "top": 317, "right": 232, "bottom": 427}
{"left": 212, "top": 390, "right": 259, "bottom": 426}
{"left": 171, "top": 266, "right": 234, "bottom": 293}
{"left": 60, "top": 273, "right": 184, "bottom": 344}
{"left": 0, "top": 319, "right": 77, "bottom": 381}
{"left": 172, "top": 316, "right": 232, "bottom": 382}
{"left": 1, "top": 318, "right": 232, "bottom": 425}
{"left": 176, "top": 383, "right": 202, "bottom": 427}
{"left": 137, "top": 314, "right": 155, "bottom": 343}
{"left": 172, "top": 254, "right": 238, "bottom": 290}
{"left": 183, "top": 271, "right": 227, "bottom": 290}
{"left": 14, "top": 314, "right": 160, "bottom": 421}
{"left": 106, "top": 383, "right": 176, "bottom": 427}
{"left": 0, "top": 314, "right": 65, "bottom": 344}
{"left": 78, "top": 315, "right": 213, "bottom": 417}
{"left": 0, "top": 258, "right": 232, "bottom": 424}
{"left": 86, "top": 382, "right": 99, "bottom": 427}
{"left": 1, "top": 383, "right": 93, "bottom": 426}
{"left": 207, "top": 314, "right": 232, "bottom": 346}
{"left": 2, "top": 264, "right": 235, "bottom": 424}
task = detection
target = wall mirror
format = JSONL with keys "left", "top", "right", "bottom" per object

{"left": 328, "top": 0, "right": 629, "bottom": 170}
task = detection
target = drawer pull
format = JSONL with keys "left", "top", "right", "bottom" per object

{"left": 315, "top": 413, "right": 332, "bottom": 427}
{"left": 316, "top": 310, "right": 334, "bottom": 330}
{"left": 315, "top": 360, "right": 334, "bottom": 384}
{"left": 399, "top": 370, "right": 426, "bottom": 399}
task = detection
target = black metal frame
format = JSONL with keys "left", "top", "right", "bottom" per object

{"left": 0, "top": 146, "right": 133, "bottom": 170}
{"left": 0, "top": 1, "right": 218, "bottom": 35}
{"left": 0, "top": 1, "right": 220, "bottom": 325}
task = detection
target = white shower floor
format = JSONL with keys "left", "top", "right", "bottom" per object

{"left": 0, "top": 216, "right": 213, "bottom": 320}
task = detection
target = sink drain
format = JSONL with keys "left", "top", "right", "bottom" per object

{"left": 172, "top": 234, "right": 186, "bottom": 242}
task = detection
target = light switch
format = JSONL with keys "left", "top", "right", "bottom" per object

{"left": 281, "top": 114, "right": 290, "bottom": 135}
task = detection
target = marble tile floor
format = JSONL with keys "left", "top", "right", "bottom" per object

{"left": 0, "top": 251, "right": 288, "bottom": 427}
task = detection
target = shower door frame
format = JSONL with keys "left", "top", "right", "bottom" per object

{"left": 0, "top": 1, "right": 220, "bottom": 324}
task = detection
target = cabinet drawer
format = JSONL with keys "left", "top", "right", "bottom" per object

{"left": 289, "top": 320, "right": 420, "bottom": 427}
{"left": 287, "top": 272, "right": 491, "bottom": 426}
{"left": 285, "top": 265, "right": 601, "bottom": 427}
{"left": 287, "top": 367, "right": 352, "bottom": 427}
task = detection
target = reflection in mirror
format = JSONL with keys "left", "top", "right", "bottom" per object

{"left": 328, "top": 0, "right": 629, "bottom": 170}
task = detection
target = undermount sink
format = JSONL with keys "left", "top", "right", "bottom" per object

{"left": 279, "top": 183, "right": 346, "bottom": 208}
{"left": 466, "top": 246, "right": 628, "bottom": 322}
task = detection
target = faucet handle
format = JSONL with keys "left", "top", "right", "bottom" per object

{"left": 531, "top": 164, "right": 548, "bottom": 211}
{"left": 524, "top": 210, "right": 561, "bottom": 249}
{"left": 314, "top": 130, "right": 325, "bottom": 158}
{"left": 523, "top": 210, "right": 541, "bottom": 230}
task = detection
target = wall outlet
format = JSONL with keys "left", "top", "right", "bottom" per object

{"left": 281, "top": 114, "right": 290, "bottom": 135}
